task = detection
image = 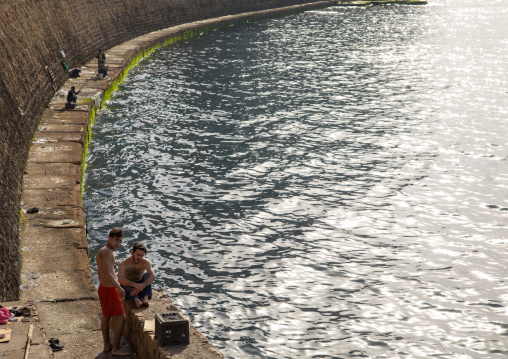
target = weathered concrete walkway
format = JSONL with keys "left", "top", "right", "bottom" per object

{"left": 4, "top": 2, "right": 336, "bottom": 358}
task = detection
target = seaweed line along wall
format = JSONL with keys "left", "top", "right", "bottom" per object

{"left": 0, "top": 0, "right": 317, "bottom": 301}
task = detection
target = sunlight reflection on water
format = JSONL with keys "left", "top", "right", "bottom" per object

{"left": 84, "top": 1, "right": 508, "bottom": 358}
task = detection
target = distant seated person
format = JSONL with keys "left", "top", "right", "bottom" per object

{"left": 66, "top": 86, "right": 80, "bottom": 108}
{"left": 118, "top": 242, "right": 156, "bottom": 308}
{"left": 98, "top": 64, "right": 109, "bottom": 79}
{"left": 69, "top": 68, "right": 81, "bottom": 78}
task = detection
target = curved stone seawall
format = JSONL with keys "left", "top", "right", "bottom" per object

{"left": 0, "top": 0, "right": 327, "bottom": 301}
{"left": 2, "top": 1, "right": 337, "bottom": 357}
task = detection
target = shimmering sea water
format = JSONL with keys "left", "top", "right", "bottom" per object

{"left": 83, "top": 1, "right": 508, "bottom": 357}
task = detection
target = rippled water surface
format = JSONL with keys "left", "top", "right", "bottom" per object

{"left": 84, "top": 1, "right": 508, "bottom": 357}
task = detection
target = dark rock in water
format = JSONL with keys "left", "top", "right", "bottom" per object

{"left": 26, "top": 207, "right": 40, "bottom": 214}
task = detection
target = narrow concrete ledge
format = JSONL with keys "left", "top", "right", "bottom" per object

{"left": 17, "top": 1, "right": 337, "bottom": 358}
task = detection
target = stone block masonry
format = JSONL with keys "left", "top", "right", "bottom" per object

{"left": 117, "top": 290, "right": 224, "bottom": 359}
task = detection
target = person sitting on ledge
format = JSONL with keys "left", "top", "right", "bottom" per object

{"left": 118, "top": 242, "right": 156, "bottom": 308}
{"left": 65, "top": 86, "right": 80, "bottom": 108}
{"left": 98, "top": 63, "right": 109, "bottom": 79}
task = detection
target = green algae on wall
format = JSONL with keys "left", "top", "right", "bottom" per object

{"left": 19, "top": 209, "right": 25, "bottom": 227}
{"left": 81, "top": 101, "right": 97, "bottom": 194}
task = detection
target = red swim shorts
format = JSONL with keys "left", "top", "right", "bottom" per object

{"left": 98, "top": 284, "right": 125, "bottom": 317}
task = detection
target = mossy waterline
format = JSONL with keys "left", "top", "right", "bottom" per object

{"left": 81, "top": 103, "right": 96, "bottom": 194}
{"left": 19, "top": 208, "right": 25, "bottom": 227}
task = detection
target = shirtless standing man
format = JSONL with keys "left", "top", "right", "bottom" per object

{"left": 96, "top": 228, "right": 131, "bottom": 356}
{"left": 118, "top": 242, "right": 156, "bottom": 309}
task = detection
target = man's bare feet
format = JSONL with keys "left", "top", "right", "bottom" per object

{"left": 142, "top": 295, "right": 149, "bottom": 307}
{"left": 103, "top": 342, "right": 113, "bottom": 353}
{"left": 111, "top": 348, "right": 131, "bottom": 356}
{"left": 134, "top": 298, "right": 142, "bottom": 309}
